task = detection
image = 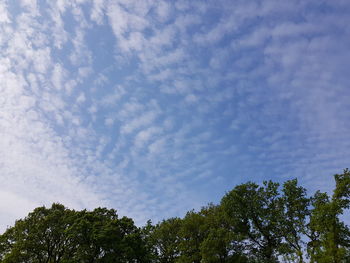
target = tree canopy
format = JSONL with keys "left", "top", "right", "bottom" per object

{"left": 1, "top": 169, "right": 349, "bottom": 262}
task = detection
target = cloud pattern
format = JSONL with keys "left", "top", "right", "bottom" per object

{"left": 0, "top": 0, "right": 350, "bottom": 229}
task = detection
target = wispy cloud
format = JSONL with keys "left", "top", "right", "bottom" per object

{"left": 1, "top": 0, "right": 350, "bottom": 230}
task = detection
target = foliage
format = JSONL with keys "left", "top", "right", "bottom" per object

{"left": 279, "top": 179, "right": 310, "bottom": 263}
{"left": 307, "top": 169, "right": 350, "bottom": 263}
{"left": 0, "top": 169, "right": 349, "bottom": 262}
{"left": 149, "top": 217, "right": 182, "bottom": 263}
{"left": 221, "top": 181, "right": 284, "bottom": 262}
{"left": 0, "top": 205, "right": 148, "bottom": 263}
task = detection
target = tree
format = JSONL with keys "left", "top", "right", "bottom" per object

{"left": 140, "top": 220, "right": 158, "bottom": 262}
{"left": 67, "top": 207, "right": 149, "bottom": 262}
{"left": 177, "top": 211, "right": 207, "bottom": 263}
{"left": 1, "top": 169, "right": 350, "bottom": 263}
{"left": 279, "top": 179, "right": 310, "bottom": 262}
{"left": 0, "top": 205, "right": 150, "bottom": 263}
{"left": 0, "top": 203, "right": 75, "bottom": 263}
{"left": 221, "top": 181, "right": 284, "bottom": 262}
{"left": 308, "top": 169, "right": 350, "bottom": 263}
{"left": 150, "top": 218, "right": 182, "bottom": 263}
{"left": 199, "top": 204, "right": 247, "bottom": 263}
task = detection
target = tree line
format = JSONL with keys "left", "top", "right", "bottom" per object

{"left": 0, "top": 169, "right": 349, "bottom": 263}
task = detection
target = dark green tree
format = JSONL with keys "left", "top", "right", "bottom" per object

{"left": 1, "top": 169, "right": 350, "bottom": 263}
{"left": 150, "top": 217, "right": 182, "bottom": 263}
{"left": 0, "top": 205, "right": 150, "bottom": 263}
{"left": 221, "top": 181, "right": 284, "bottom": 262}
{"left": 177, "top": 211, "right": 207, "bottom": 263}
{"left": 140, "top": 220, "right": 158, "bottom": 262}
{"left": 67, "top": 207, "right": 149, "bottom": 262}
{"left": 279, "top": 179, "right": 310, "bottom": 262}
{"left": 0, "top": 203, "right": 76, "bottom": 263}
{"left": 308, "top": 169, "right": 350, "bottom": 263}
{"left": 199, "top": 204, "right": 247, "bottom": 263}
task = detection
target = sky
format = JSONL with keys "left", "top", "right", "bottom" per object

{"left": 0, "top": 0, "right": 350, "bottom": 231}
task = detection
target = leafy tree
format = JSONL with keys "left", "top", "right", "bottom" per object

{"left": 279, "top": 179, "right": 310, "bottom": 262}
{"left": 140, "top": 220, "right": 158, "bottom": 262}
{"left": 0, "top": 203, "right": 75, "bottom": 263}
{"left": 177, "top": 211, "right": 207, "bottom": 263}
{"left": 308, "top": 169, "right": 350, "bottom": 263}
{"left": 1, "top": 169, "right": 350, "bottom": 263}
{"left": 67, "top": 207, "right": 149, "bottom": 262}
{"left": 0, "top": 205, "right": 150, "bottom": 263}
{"left": 199, "top": 204, "right": 247, "bottom": 263}
{"left": 221, "top": 181, "right": 284, "bottom": 262}
{"left": 150, "top": 218, "right": 182, "bottom": 263}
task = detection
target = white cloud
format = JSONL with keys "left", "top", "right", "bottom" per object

{"left": 33, "top": 48, "right": 52, "bottom": 74}
{"left": 193, "top": 15, "right": 237, "bottom": 45}
{"left": 0, "top": 1, "right": 11, "bottom": 23}
{"left": 117, "top": 100, "right": 144, "bottom": 119}
{"left": 20, "top": 0, "right": 39, "bottom": 14}
{"left": 1, "top": 0, "right": 349, "bottom": 231}
{"left": 70, "top": 29, "right": 92, "bottom": 67}
{"left": 134, "top": 126, "right": 162, "bottom": 148}
{"left": 149, "top": 48, "right": 185, "bottom": 70}
{"left": 51, "top": 63, "right": 66, "bottom": 90}
{"left": 120, "top": 111, "right": 158, "bottom": 134}
{"left": 184, "top": 94, "right": 198, "bottom": 104}
{"left": 0, "top": 191, "right": 37, "bottom": 232}
{"left": 0, "top": 90, "right": 103, "bottom": 228}
{"left": 104, "top": 117, "right": 114, "bottom": 126}
{"left": 148, "top": 137, "right": 165, "bottom": 154}
{"left": 76, "top": 92, "right": 86, "bottom": 104}
{"left": 107, "top": 1, "right": 150, "bottom": 52}
{"left": 149, "top": 26, "right": 177, "bottom": 48}
{"left": 90, "top": 0, "right": 106, "bottom": 25}
{"left": 155, "top": 1, "right": 171, "bottom": 22}
{"left": 234, "top": 26, "right": 270, "bottom": 48}
{"left": 0, "top": 1, "right": 107, "bottom": 230}
{"left": 47, "top": 3, "right": 69, "bottom": 49}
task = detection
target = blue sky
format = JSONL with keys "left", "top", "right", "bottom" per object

{"left": 1, "top": 0, "right": 350, "bottom": 230}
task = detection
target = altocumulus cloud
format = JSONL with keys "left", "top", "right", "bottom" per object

{"left": 1, "top": 0, "right": 350, "bottom": 230}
